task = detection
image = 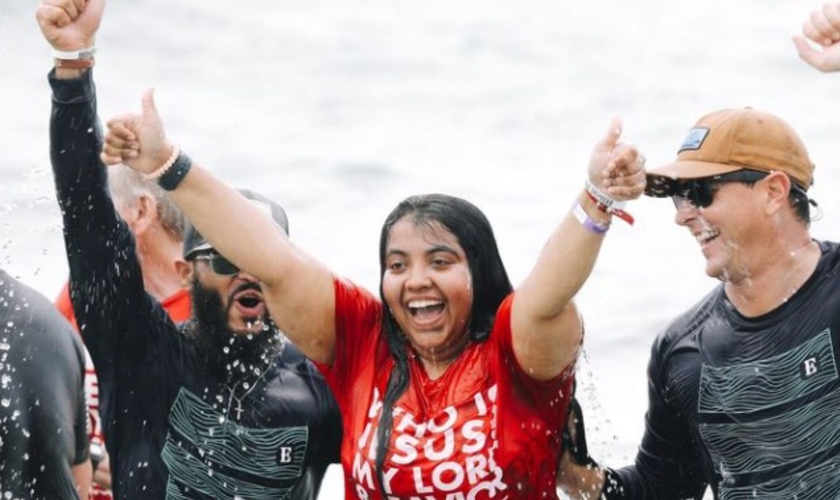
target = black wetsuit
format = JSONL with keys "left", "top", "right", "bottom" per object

{"left": 0, "top": 269, "right": 88, "bottom": 499}
{"left": 606, "top": 241, "right": 840, "bottom": 499}
{"left": 49, "top": 69, "right": 341, "bottom": 500}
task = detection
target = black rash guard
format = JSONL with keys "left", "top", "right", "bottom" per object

{"left": 606, "top": 241, "right": 840, "bottom": 499}
{"left": 0, "top": 269, "right": 88, "bottom": 500}
{"left": 49, "top": 69, "right": 341, "bottom": 500}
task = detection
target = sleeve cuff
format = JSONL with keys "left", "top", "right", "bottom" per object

{"left": 601, "top": 468, "right": 626, "bottom": 499}
{"left": 48, "top": 67, "right": 95, "bottom": 104}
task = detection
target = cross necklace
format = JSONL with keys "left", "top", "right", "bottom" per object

{"left": 225, "top": 364, "right": 271, "bottom": 422}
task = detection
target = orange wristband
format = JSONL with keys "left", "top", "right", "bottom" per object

{"left": 55, "top": 58, "right": 95, "bottom": 69}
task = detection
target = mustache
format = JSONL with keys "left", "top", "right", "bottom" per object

{"left": 190, "top": 277, "right": 279, "bottom": 378}
{"left": 230, "top": 282, "right": 262, "bottom": 297}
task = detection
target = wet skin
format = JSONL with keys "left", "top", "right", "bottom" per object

{"left": 193, "top": 261, "right": 269, "bottom": 334}
{"left": 382, "top": 217, "right": 474, "bottom": 379}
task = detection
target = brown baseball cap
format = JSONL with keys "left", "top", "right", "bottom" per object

{"left": 645, "top": 108, "right": 814, "bottom": 197}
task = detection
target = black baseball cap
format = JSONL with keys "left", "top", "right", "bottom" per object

{"left": 183, "top": 188, "right": 289, "bottom": 260}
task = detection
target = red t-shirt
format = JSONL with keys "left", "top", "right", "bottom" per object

{"left": 320, "top": 278, "right": 575, "bottom": 499}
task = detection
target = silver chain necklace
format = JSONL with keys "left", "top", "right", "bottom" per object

{"left": 225, "top": 367, "right": 271, "bottom": 421}
{"left": 223, "top": 339, "right": 286, "bottom": 422}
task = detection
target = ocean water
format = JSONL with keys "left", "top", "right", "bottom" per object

{"left": 2, "top": 0, "right": 839, "bottom": 497}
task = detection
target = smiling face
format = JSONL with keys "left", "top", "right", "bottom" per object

{"left": 382, "top": 216, "right": 474, "bottom": 366}
{"left": 674, "top": 180, "right": 766, "bottom": 283}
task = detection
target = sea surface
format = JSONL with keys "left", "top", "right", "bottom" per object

{"left": 2, "top": 1, "right": 839, "bottom": 497}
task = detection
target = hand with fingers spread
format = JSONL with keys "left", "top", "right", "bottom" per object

{"left": 793, "top": 2, "right": 840, "bottom": 72}
{"left": 586, "top": 119, "right": 647, "bottom": 204}
{"left": 101, "top": 89, "right": 175, "bottom": 174}
{"left": 36, "top": 0, "right": 103, "bottom": 52}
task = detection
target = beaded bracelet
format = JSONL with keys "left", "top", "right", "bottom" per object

{"left": 157, "top": 152, "right": 193, "bottom": 191}
{"left": 142, "top": 146, "right": 180, "bottom": 181}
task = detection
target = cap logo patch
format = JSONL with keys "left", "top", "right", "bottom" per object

{"left": 678, "top": 127, "right": 710, "bottom": 152}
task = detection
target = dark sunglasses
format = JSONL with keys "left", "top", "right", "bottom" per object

{"left": 671, "top": 170, "right": 769, "bottom": 209}
{"left": 191, "top": 252, "right": 240, "bottom": 276}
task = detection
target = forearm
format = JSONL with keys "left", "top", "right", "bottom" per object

{"left": 605, "top": 463, "right": 706, "bottom": 500}
{"left": 49, "top": 68, "right": 147, "bottom": 375}
{"left": 49, "top": 67, "right": 113, "bottom": 240}
{"left": 166, "top": 164, "right": 338, "bottom": 361}
{"left": 71, "top": 460, "right": 92, "bottom": 499}
{"left": 511, "top": 191, "right": 610, "bottom": 377}
{"left": 606, "top": 401, "right": 708, "bottom": 499}
{"left": 167, "top": 164, "right": 298, "bottom": 284}
{"left": 562, "top": 463, "right": 699, "bottom": 500}
{"left": 520, "top": 191, "right": 609, "bottom": 316}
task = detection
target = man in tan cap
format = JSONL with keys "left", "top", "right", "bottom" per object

{"left": 558, "top": 3, "right": 840, "bottom": 499}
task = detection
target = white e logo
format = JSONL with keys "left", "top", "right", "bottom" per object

{"left": 277, "top": 446, "right": 293, "bottom": 464}
{"left": 802, "top": 357, "right": 820, "bottom": 378}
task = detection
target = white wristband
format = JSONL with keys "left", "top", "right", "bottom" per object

{"left": 584, "top": 179, "right": 626, "bottom": 210}
{"left": 51, "top": 47, "right": 97, "bottom": 60}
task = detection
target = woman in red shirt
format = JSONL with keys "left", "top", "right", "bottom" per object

{"left": 102, "top": 101, "right": 645, "bottom": 498}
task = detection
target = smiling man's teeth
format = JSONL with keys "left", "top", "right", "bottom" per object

{"left": 696, "top": 228, "right": 719, "bottom": 244}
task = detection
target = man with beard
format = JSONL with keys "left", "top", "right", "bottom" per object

{"left": 38, "top": 0, "right": 341, "bottom": 498}
{"left": 55, "top": 163, "right": 191, "bottom": 500}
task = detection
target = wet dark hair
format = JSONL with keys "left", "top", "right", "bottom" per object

{"left": 373, "top": 193, "right": 513, "bottom": 494}
{"left": 788, "top": 186, "right": 812, "bottom": 225}
{"left": 738, "top": 177, "right": 812, "bottom": 225}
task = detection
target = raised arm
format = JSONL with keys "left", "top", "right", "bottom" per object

{"left": 511, "top": 120, "right": 645, "bottom": 381}
{"left": 558, "top": 336, "right": 708, "bottom": 500}
{"left": 793, "top": 2, "right": 840, "bottom": 72}
{"left": 100, "top": 93, "right": 338, "bottom": 364}
{"left": 38, "top": 0, "right": 172, "bottom": 385}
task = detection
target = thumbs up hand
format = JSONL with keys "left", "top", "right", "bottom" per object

{"left": 101, "top": 88, "right": 174, "bottom": 173}
{"left": 587, "top": 118, "right": 646, "bottom": 202}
